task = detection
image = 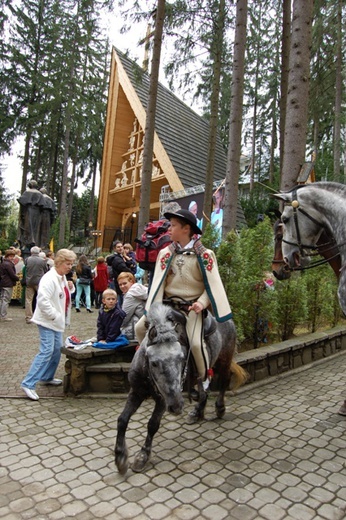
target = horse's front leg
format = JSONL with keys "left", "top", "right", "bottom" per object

{"left": 115, "top": 390, "right": 144, "bottom": 475}
{"left": 132, "top": 396, "right": 166, "bottom": 473}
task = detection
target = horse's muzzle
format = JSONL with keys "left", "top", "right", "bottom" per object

{"left": 167, "top": 396, "right": 184, "bottom": 415}
{"left": 272, "top": 264, "right": 291, "bottom": 280}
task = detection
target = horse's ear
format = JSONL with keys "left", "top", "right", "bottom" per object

{"left": 272, "top": 193, "right": 291, "bottom": 203}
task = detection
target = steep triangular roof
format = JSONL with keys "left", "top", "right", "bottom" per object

{"left": 116, "top": 48, "right": 227, "bottom": 189}
{"left": 97, "top": 47, "right": 246, "bottom": 249}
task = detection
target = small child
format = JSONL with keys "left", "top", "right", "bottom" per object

{"left": 97, "top": 288, "right": 126, "bottom": 344}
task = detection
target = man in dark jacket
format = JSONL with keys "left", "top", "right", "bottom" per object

{"left": 110, "top": 241, "right": 132, "bottom": 303}
{"left": 0, "top": 250, "right": 20, "bottom": 321}
{"left": 25, "top": 246, "right": 47, "bottom": 324}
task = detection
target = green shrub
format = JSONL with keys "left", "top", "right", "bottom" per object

{"left": 214, "top": 217, "right": 341, "bottom": 348}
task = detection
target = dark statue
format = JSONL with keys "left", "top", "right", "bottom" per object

{"left": 17, "top": 181, "right": 56, "bottom": 250}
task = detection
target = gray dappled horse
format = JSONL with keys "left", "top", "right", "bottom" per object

{"left": 273, "top": 182, "right": 346, "bottom": 415}
{"left": 115, "top": 302, "right": 247, "bottom": 474}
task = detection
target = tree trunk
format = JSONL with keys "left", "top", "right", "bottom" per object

{"left": 67, "top": 158, "right": 76, "bottom": 227}
{"left": 333, "top": 0, "right": 342, "bottom": 182}
{"left": 202, "top": 0, "right": 226, "bottom": 231}
{"left": 138, "top": 0, "right": 165, "bottom": 236}
{"left": 88, "top": 157, "right": 97, "bottom": 226}
{"left": 280, "top": 0, "right": 313, "bottom": 191}
{"left": 223, "top": 0, "right": 248, "bottom": 235}
{"left": 279, "top": 0, "right": 291, "bottom": 175}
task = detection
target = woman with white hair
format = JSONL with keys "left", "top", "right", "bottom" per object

{"left": 21, "top": 248, "right": 76, "bottom": 401}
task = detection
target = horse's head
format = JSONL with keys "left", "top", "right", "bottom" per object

{"left": 273, "top": 188, "right": 324, "bottom": 271}
{"left": 144, "top": 303, "right": 185, "bottom": 415}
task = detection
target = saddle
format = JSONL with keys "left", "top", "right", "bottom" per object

{"left": 162, "top": 297, "right": 217, "bottom": 338}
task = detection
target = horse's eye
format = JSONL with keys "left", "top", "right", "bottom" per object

{"left": 151, "top": 361, "right": 158, "bottom": 368}
{"left": 281, "top": 216, "right": 288, "bottom": 224}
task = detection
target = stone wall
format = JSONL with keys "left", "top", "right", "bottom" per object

{"left": 61, "top": 325, "right": 346, "bottom": 395}
{"left": 235, "top": 325, "right": 346, "bottom": 385}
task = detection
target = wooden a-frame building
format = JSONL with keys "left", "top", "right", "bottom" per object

{"left": 97, "top": 47, "right": 243, "bottom": 250}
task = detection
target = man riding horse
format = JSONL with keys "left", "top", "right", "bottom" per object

{"left": 135, "top": 209, "right": 232, "bottom": 402}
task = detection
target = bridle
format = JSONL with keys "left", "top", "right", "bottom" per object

{"left": 280, "top": 189, "right": 343, "bottom": 272}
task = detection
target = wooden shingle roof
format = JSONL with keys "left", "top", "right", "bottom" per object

{"left": 116, "top": 48, "right": 227, "bottom": 189}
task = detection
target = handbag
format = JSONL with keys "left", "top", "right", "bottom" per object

{"left": 79, "top": 277, "right": 91, "bottom": 285}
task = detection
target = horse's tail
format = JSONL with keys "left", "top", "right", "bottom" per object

{"left": 230, "top": 361, "right": 248, "bottom": 391}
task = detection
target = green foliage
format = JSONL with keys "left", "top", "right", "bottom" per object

{"left": 50, "top": 216, "right": 70, "bottom": 250}
{"left": 1, "top": 0, "right": 110, "bottom": 206}
{"left": 201, "top": 222, "right": 221, "bottom": 250}
{"left": 274, "top": 274, "right": 308, "bottom": 341}
{"left": 240, "top": 185, "right": 280, "bottom": 228}
{"left": 302, "top": 265, "right": 341, "bottom": 332}
{"left": 70, "top": 189, "right": 98, "bottom": 238}
{"left": 216, "top": 217, "right": 341, "bottom": 348}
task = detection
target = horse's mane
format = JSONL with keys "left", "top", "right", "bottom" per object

{"left": 146, "top": 303, "right": 178, "bottom": 345}
{"left": 289, "top": 182, "right": 346, "bottom": 196}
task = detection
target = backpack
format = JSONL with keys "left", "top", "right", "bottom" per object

{"left": 135, "top": 219, "right": 172, "bottom": 271}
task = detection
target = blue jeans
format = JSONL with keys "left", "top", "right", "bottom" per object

{"left": 75, "top": 281, "right": 91, "bottom": 309}
{"left": 22, "top": 325, "right": 63, "bottom": 389}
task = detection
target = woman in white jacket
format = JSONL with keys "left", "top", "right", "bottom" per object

{"left": 117, "top": 272, "right": 148, "bottom": 341}
{"left": 21, "top": 249, "right": 76, "bottom": 401}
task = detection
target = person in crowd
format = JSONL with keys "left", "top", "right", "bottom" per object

{"left": 21, "top": 248, "right": 76, "bottom": 400}
{"left": 13, "top": 248, "right": 24, "bottom": 275}
{"left": 0, "top": 249, "right": 20, "bottom": 321}
{"left": 93, "top": 256, "right": 109, "bottom": 309}
{"left": 74, "top": 254, "right": 93, "bottom": 313}
{"left": 109, "top": 241, "right": 132, "bottom": 305}
{"left": 11, "top": 248, "right": 24, "bottom": 302}
{"left": 97, "top": 288, "right": 126, "bottom": 344}
{"left": 117, "top": 272, "right": 148, "bottom": 340}
{"left": 135, "top": 209, "right": 232, "bottom": 403}
{"left": 123, "top": 243, "right": 137, "bottom": 275}
{"left": 39, "top": 251, "right": 47, "bottom": 264}
{"left": 46, "top": 251, "right": 55, "bottom": 269}
{"left": 25, "top": 246, "right": 47, "bottom": 324}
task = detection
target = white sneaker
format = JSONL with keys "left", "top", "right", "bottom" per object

{"left": 22, "top": 387, "right": 39, "bottom": 401}
{"left": 41, "top": 379, "right": 62, "bottom": 386}
{"left": 1, "top": 317, "right": 12, "bottom": 322}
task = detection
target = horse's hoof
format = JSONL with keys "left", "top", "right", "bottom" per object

{"left": 187, "top": 409, "right": 204, "bottom": 423}
{"left": 216, "top": 406, "right": 225, "bottom": 419}
{"left": 115, "top": 456, "right": 129, "bottom": 475}
{"left": 115, "top": 448, "right": 129, "bottom": 475}
{"left": 338, "top": 403, "right": 346, "bottom": 416}
{"left": 132, "top": 450, "right": 149, "bottom": 473}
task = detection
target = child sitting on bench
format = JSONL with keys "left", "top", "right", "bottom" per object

{"left": 97, "top": 288, "right": 126, "bottom": 344}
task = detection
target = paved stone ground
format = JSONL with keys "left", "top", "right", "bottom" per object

{"left": 0, "top": 303, "right": 98, "bottom": 399}
{"left": 1, "top": 303, "right": 346, "bottom": 519}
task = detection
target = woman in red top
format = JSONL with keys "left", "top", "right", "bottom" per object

{"left": 93, "top": 257, "right": 109, "bottom": 308}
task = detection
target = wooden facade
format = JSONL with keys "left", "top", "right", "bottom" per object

{"left": 97, "top": 47, "right": 235, "bottom": 251}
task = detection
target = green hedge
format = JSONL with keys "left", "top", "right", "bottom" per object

{"left": 202, "top": 218, "right": 342, "bottom": 348}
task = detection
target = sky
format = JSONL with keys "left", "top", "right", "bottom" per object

{"left": 2, "top": 6, "right": 197, "bottom": 198}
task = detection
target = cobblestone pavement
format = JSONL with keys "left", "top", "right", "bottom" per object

{"left": 1, "top": 304, "right": 346, "bottom": 519}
